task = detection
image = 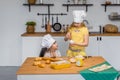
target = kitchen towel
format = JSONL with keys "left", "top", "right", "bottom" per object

{"left": 80, "top": 61, "right": 119, "bottom": 80}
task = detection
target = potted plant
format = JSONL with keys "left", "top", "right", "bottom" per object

{"left": 26, "top": 21, "right": 36, "bottom": 33}
{"left": 28, "top": 0, "right": 36, "bottom": 4}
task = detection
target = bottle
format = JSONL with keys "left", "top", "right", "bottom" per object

{"left": 99, "top": 25, "right": 103, "bottom": 34}
{"left": 66, "top": 24, "right": 69, "bottom": 33}
{"left": 67, "top": 0, "right": 70, "bottom": 4}
{"left": 113, "top": 0, "right": 116, "bottom": 4}
{"left": 76, "top": 58, "right": 83, "bottom": 67}
{"left": 61, "top": 24, "right": 65, "bottom": 33}
{"left": 75, "top": 55, "right": 84, "bottom": 67}
{"left": 117, "top": 0, "right": 120, "bottom": 4}
{"left": 39, "top": 0, "right": 43, "bottom": 4}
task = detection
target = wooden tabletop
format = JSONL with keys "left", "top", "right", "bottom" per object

{"left": 17, "top": 56, "right": 105, "bottom": 75}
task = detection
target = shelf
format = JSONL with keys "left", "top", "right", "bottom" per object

{"left": 62, "top": 4, "right": 93, "bottom": 12}
{"left": 101, "top": 4, "right": 120, "bottom": 12}
{"left": 21, "top": 32, "right": 120, "bottom": 37}
{"left": 23, "top": 3, "right": 54, "bottom": 12}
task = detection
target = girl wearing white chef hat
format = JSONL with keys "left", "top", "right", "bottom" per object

{"left": 64, "top": 10, "right": 89, "bottom": 57}
{"left": 40, "top": 34, "right": 61, "bottom": 57}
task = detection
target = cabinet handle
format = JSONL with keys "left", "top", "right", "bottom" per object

{"left": 97, "top": 37, "right": 99, "bottom": 41}
{"left": 100, "top": 37, "right": 102, "bottom": 41}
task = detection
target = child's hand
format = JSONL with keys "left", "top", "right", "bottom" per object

{"left": 69, "top": 40, "right": 78, "bottom": 46}
{"left": 66, "top": 32, "right": 71, "bottom": 39}
{"left": 64, "top": 32, "right": 71, "bottom": 41}
{"left": 69, "top": 40, "right": 74, "bottom": 44}
{"left": 69, "top": 40, "right": 77, "bottom": 46}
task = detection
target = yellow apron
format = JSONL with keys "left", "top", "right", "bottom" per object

{"left": 66, "top": 27, "right": 88, "bottom": 57}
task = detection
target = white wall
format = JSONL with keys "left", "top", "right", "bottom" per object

{"left": 0, "top": 0, "right": 120, "bottom": 66}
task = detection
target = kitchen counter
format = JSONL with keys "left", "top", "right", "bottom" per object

{"left": 16, "top": 56, "right": 119, "bottom": 80}
{"left": 21, "top": 32, "right": 120, "bottom": 37}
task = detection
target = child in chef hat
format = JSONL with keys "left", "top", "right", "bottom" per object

{"left": 40, "top": 34, "right": 61, "bottom": 57}
{"left": 64, "top": 10, "right": 89, "bottom": 57}
{"left": 73, "top": 10, "right": 86, "bottom": 23}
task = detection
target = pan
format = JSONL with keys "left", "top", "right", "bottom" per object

{"left": 52, "top": 15, "right": 62, "bottom": 31}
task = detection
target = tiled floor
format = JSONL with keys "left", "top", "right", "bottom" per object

{"left": 0, "top": 66, "right": 19, "bottom": 80}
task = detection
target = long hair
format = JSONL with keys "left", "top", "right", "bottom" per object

{"left": 39, "top": 47, "right": 47, "bottom": 57}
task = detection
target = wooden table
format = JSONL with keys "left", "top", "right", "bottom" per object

{"left": 16, "top": 56, "right": 105, "bottom": 80}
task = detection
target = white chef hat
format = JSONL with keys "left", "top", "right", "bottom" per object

{"left": 73, "top": 10, "right": 86, "bottom": 23}
{"left": 41, "top": 34, "right": 55, "bottom": 49}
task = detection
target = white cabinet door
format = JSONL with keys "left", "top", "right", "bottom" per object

{"left": 78, "top": 36, "right": 120, "bottom": 70}
{"left": 22, "top": 37, "right": 42, "bottom": 63}
{"left": 100, "top": 36, "right": 120, "bottom": 70}
{"left": 86, "top": 36, "right": 100, "bottom": 56}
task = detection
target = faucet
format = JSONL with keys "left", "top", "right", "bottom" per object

{"left": 83, "top": 20, "right": 89, "bottom": 25}
{"left": 83, "top": 20, "right": 93, "bottom": 30}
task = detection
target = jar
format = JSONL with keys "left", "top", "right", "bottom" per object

{"left": 82, "top": 0, "right": 87, "bottom": 4}
{"left": 28, "top": 0, "right": 36, "bottom": 4}
{"left": 76, "top": 58, "right": 83, "bottom": 67}
{"left": 116, "top": 0, "right": 120, "bottom": 4}
{"left": 39, "top": 0, "right": 43, "bottom": 4}
{"left": 73, "top": 0, "right": 80, "bottom": 4}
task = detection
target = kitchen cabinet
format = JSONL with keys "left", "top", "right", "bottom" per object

{"left": 86, "top": 36, "right": 100, "bottom": 56}
{"left": 100, "top": 36, "right": 120, "bottom": 71}
{"left": 86, "top": 36, "right": 120, "bottom": 70}
{"left": 21, "top": 36, "right": 69, "bottom": 63}
{"left": 22, "top": 37, "right": 42, "bottom": 63}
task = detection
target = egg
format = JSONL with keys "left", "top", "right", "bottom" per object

{"left": 69, "top": 57, "right": 76, "bottom": 63}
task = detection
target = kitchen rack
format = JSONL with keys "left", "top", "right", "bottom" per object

{"left": 101, "top": 4, "right": 120, "bottom": 12}
{"left": 62, "top": 4, "right": 93, "bottom": 12}
{"left": 37, "top": 13, "right": 67, "bottom": 16}
{"left": 23, "top": 3, "right": 54, "bottom": 12}
{"left": 108, "top": 15, "right": 120, "bottom": 20}
{"left": 37, "top": 13, "right": 67, "bottom": 20}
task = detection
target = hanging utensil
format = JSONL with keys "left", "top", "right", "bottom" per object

{"left": 52, "top": 15, "right": 62, "bottom": 31}
{"left": 45, "top": 15, "right": 47, "bottom": 30}
{"left": 52, "top": 15, "right": 54, "bottom": 27}
{"left": 41, "top": 15, "right": 44, "bottom": 28}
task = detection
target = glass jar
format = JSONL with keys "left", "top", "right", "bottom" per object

{"left": 82, "top": 0, "right": 87, "bottom": 4}
{"left": 39, "top": 0, "right": 43, "bottom": 4}
{"left": 72, "top": 0, "right": 80, "bottom": 4}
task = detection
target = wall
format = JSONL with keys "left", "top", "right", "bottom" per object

{"left": 0, "top": 0, "right": 120, "bottom": 66}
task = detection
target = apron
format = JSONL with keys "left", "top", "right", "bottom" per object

{"left": 67, "top": 27, "right": 88, "bottom": 57}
